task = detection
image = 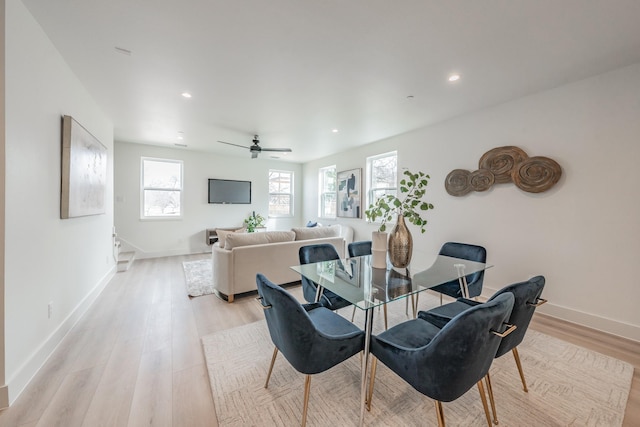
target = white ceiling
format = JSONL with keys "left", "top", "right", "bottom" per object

{"left": 22, "top": 0, "right": 640, "bottom": 163}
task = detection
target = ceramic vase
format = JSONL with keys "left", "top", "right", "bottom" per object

{"left": 371, "top": 231, "right": 388, "bottom": 269}
{"left": 388, "top": 214, "right": 413, "bottom": 268}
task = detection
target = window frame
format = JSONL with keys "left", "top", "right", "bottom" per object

{"left": 366, "top": 151, "right": 398, "bottom": 221}
{"left": 318, "top": 165, "right": 337, "bottom": 219}
{"left": 140, "top": 157, "right": 184, "bottom": 220}
{"left": 268, "top": 169, "right": 294, "bottom": 218}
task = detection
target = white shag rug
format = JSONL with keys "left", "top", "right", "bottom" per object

{"left": 182, "top": 259, "right": 214, "bottom": 297}
{"left": 202, "top": 301, "right": 633, "bottom": 426}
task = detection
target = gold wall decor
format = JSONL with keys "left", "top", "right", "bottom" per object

{"left": 445, "top": 146, "right": 561, "bottom": 196}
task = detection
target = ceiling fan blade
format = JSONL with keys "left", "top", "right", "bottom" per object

{"left": 218, "top": 140, "right": 249, "bottom": 149}
{"left": 260, "top": 147, "right": 293, "bottom": 152}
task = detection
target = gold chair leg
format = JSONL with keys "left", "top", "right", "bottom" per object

{"left": 383, "top": 305, "right": 388, "bottom": 330}
{"left": 477, "top": 380, "right": 492, "bottom": 427}
{"left": 301, "top": 375, "right": 311, "bottom": 427}
{"left": 512, "top": 347, "right": 528, "bottom": 392}
{"left": 484, "top": 373, "right": 498, "bottom": 425}
{"left": 367, "top": 357, "right": 378, "bottom": 411}
{"left": 351, "top": 306, "right": 356, "bottom": 322}
{"left": 434, "top": 400, "right": 446, "bottom": 427}
{"left": 264, "top": 347, "right": 279, "bottom": 388}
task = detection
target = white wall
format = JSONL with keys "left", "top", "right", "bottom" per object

{"left": 303, "top": 63, "right": 640, "bottom": 342}
{"left": 114, "top": 142, "right": 303, "bottom": 258}
{"left": 4, "top": 0, "right": 114, "bottom": 402}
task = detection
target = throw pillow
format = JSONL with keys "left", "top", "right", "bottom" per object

{"left": 216, "top": 229, "right": 234, "bottom": 247}
{"left": 292, "top": 225, "right": 340, "bottom": 241}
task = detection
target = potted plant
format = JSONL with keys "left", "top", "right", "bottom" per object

{"left": 244, "top": 211, "right": 266, "bottom": 233}
{"left": 364, "top": 170, "right": 434, "bottom": 267}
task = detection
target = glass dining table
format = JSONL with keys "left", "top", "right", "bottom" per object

{"left": 291, "top": 254, "right": 492, "bottom": 426}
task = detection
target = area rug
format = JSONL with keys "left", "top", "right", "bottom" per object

{"left": 182, "top": 259, "right": 214, "bottom": 297}
{"left": 202, "top": 305, "right": 633, "bottom": 426}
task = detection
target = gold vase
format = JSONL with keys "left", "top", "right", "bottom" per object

{"left": 388, "top": 215, "right": 413, "bottom": 268}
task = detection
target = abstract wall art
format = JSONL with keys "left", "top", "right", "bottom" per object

{"left": 60, "top": 115, "right": 107, "bottom": 218}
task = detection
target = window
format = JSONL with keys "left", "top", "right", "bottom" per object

{"left": 318, "top": 165, "right": 337, "bottom": 218}
{"left": 268, "top": 169, "right": 294, "bottom": 217}
{"left": 366, "top": 151, "right": 397, "bottom": 212}
{"left": 141, "top": 157, "right": 183, "bottom": 218}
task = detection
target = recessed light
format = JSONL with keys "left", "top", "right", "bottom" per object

{"left": 448, "top": 74, "right": 461, "bottom": 82}
{"left": 332, "top": 129, "right": 339, "bottom": 133}
{"left": 177, "top": 135, "right": 184, "bottom": 140}
{"left": 181, "top": 92, "right": 192, "bottom": 98}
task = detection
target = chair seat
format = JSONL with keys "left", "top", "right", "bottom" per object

{"left": 375, "top": 318, "right": 441, "bottom": 349}
{"left": 320, "top": 289, "right": 353, "bottom": 311}
{"left": 419, "top": 298, "right": 478, "bottom": 328}
{"left": 308, "top": 306, "right": 363, "bottom": 336}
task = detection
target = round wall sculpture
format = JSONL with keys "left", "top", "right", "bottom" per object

{"left": 445, "top": 146, "right": 562, "bottom": 196}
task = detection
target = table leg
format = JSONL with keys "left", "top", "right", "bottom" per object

{"left": 359, "top": 308, "right": 374, "bottom": 426}
{"left": 314, "top": 284, "right": 325, "bottom": 303}
{"left": 454, "top": 264, "right": 470, "bottom": 298}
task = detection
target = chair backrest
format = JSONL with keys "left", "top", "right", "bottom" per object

{"left": 437, "top": 242, "right": 487, "bottom": 297}
{"left": 348, "top": 240, "right": 372, "bottom": 257}
{"left": 415, "top": 293, "right": 514, "bottom": 402}
{"left": 256, "top": 273, "right": 319, "bottom": 372}
{"left": 488, "top": 275, "right": 546, "bottom": 357}
{"left": 298, "top": 243, "right": 341, "bottom": 303}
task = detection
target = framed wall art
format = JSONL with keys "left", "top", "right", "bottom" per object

{"left": 337, "top": 168, "right": 361, "bottom": 218}
{"left": 60, "top": 115, "right": 107, "bottom": 218}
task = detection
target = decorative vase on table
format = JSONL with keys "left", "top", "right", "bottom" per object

{"left": 371, "top": 231, "right": 388, "bottom": 269}
{"left": 388, "top": 215, "right": 413, "bottom": 268}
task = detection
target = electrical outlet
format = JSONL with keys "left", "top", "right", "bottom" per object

{"left": 48, "top": 302, "right": 53, "bottom": 319}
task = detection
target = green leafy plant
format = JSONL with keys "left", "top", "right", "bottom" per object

{"left": 364, "top": 170, "right": 434, "bottom": 233}
{"left": 244, "top": 211, "right": 265, "bottom": 232}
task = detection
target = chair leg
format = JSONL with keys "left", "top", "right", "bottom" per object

{"left": 512, "top": 347, "right": 528, "bottom": 392}
{"left": 484, "top": 373, "right": 498, "bottom": 425}
{"left": 351, "top": 305, "right": 356, "bottom": 322}
{"left": 264, "top": 347, "right": 279, "bottom": 388}
{"left": 434, "top": 400, "right": 446, "bottom": 427}
{"left": 366, "top": 357, "right": 378, "bottom": 411}
{"left": 383, "top": 305, "right": 388, "bottom": 330}
{"left": 477, "top": 379, "right": 492, "bottom": 427}
{"left": 301, "top": 375, "right": 311, "bottom": 427}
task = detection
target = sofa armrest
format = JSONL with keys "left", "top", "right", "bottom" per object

{"left": 212, "top": 245, "right": 234, "bottom": 295}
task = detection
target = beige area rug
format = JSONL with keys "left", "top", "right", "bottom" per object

{"left": 202, "top": 301, "right": 633, "bottom": 426}
{"left": 182, "top": 259, "right": 214, "bottom": 297}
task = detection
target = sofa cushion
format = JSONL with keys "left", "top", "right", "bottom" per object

{"left": 216, "top": 228, "right": 245, "bottom": 247}
{"left": 225, "top": 230, "right": 296, "bottom": 249}
{"left": 292, "top": 225, "right": 340, "bottom": 241}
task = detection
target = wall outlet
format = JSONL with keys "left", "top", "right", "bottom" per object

{"left": 48, "top": 302, "right": 53, "bottom": 319}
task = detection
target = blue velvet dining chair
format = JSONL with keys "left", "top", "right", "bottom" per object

{"left": 299, "top": 243, "right": 353, "bottom": 310}
{"left": 419, "top": 275, "right": 547, "bottom": 424}
{"left": 367, "top": 293, "right": 515, "bottom": 427}
{"left": 256, "top": 273, "right": 364, "bottom": 427}
{"left": 430, "top": 242, "right": 487, "bottom": 303}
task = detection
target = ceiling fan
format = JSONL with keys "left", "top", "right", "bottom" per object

{"left": 217, "top": 135, "right": 292, "bottom": 159}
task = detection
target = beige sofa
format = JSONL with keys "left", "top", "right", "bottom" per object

{"left": 212, "top": 225, "right": 352, "bottom": 302}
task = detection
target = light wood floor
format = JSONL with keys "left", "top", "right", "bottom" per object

{"left": 0, "top": 254, "right": 637, "bottom": 426}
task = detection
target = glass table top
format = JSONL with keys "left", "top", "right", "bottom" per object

{"left": 291, "top": 255, "right": 492, "bottom": 310}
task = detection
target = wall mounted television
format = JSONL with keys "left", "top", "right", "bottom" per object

{"left": 208, "top": 179, "right": 251, "bottom": 204}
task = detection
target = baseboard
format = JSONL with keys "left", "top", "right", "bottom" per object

{"left": 484, "top": 285, "right": 640, "bottom": 343}
{"left": 7, "top": 266, "right": 116, "bottom": 404}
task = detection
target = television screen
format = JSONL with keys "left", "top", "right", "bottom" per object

{"left": 208, "top": 179, "right": 251, "bottom": 204}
